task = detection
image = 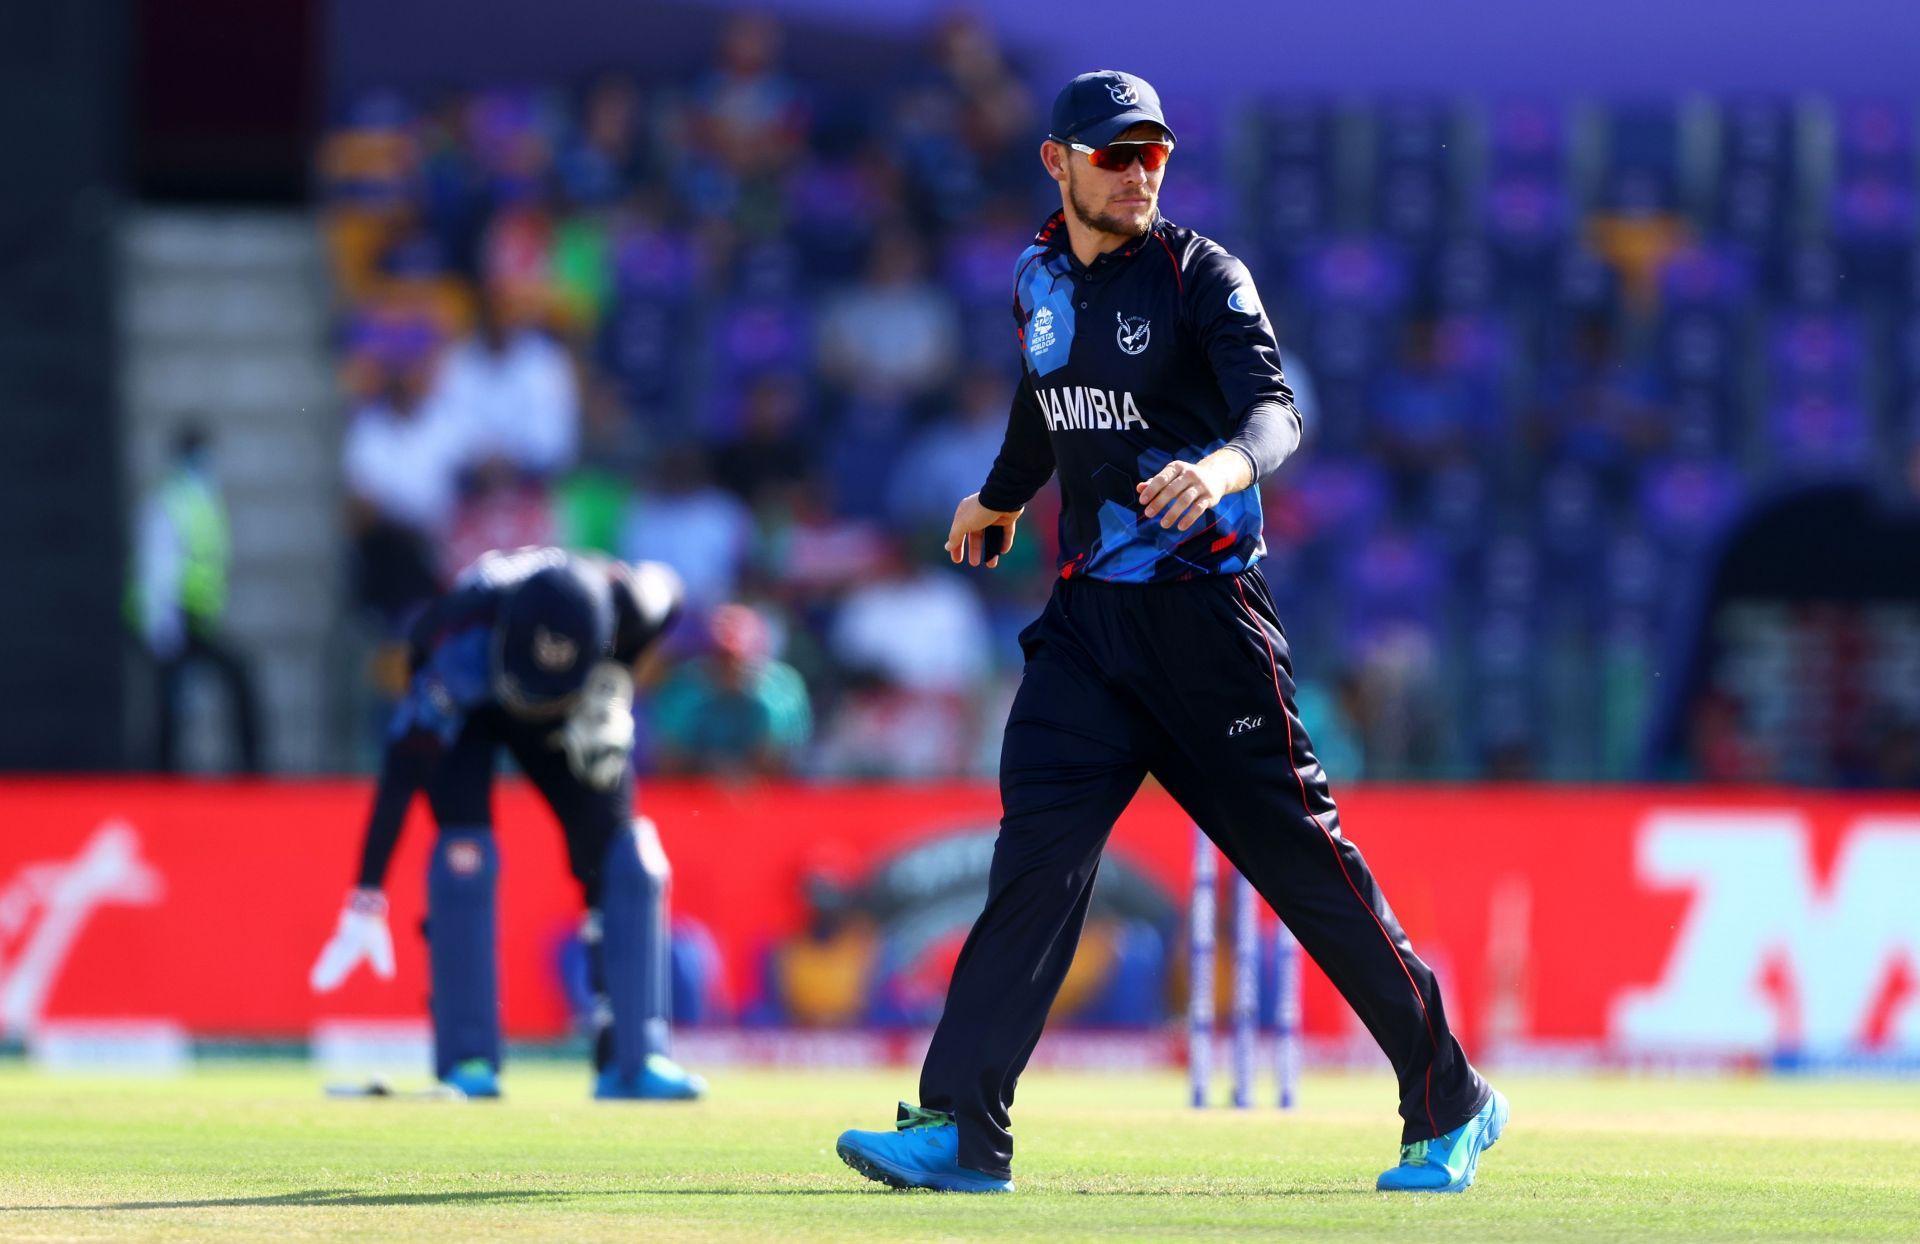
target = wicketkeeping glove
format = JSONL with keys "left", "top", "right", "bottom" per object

{"left": 550, "top": 660, "right": 635, "bottom": 790}
{"left": 309, "top": 888, "right": 396, "bottom": 992}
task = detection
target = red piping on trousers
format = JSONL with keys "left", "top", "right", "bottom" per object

{"left": 1232, "top": 576, "right": 1440, "bottom": 1139}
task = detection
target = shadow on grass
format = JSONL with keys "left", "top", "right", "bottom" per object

{"left": 6, "top": 1187, "right": 907, "bottom": 1212}
{"left": 5, "top": 1189, "right": 593, "bottom": 1212}
{"left": 7, "top": 1182, "right": 1373, "bottom": 1211}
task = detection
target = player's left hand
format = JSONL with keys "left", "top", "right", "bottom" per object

{"left": 1137, "top": 456, "right": 1236, "bottom": 532}
{"left": 550, "top": 660, "right": 635, "bottom": 790}
{"left": 309, "top": 888, "right": 396, "bottom": 992}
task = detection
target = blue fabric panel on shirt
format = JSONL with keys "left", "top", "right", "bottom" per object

{"left": 1016, "top": 247, "right": 1077, "bottom": 378}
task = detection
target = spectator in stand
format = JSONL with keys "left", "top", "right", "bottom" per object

{"left": 1367, "top": 315, "right": 1492, "bottom": 492}
{"left": 1688, "top": 687, "right": 1776, "bottom": 783}
{"left": 829, "top": 542, "right": 992, "bottom": 697}
{"left": 691, "top": 11, "right": 806, "bottom": 177}
{"left": 813, "top": 541, "right": 992, "bottom": 777}
{"left": 887, "top": 367, "right": 1012, "bottom": 531}
{"left": 816, "top": 226, "right": 960, "bottom": 405}
{"left": 131, "top": 422, "right": 264, "bottom": 774}
{"left": 432, "top": 286, "right": 581, "bottom": 479}
{"left": 652, "top": 603, "right": 812, "bottom": 776}
{"left": 891, "top": 12, "right": 1036, "bottom": 221}
{"left": 439, "top": 457, "right": 561, "bottom": 583}
{"left": 342, "top": 334, "right": 462, "bottom": 627}
{"left": 758, "top": 469, "right": 893, "bottom": 602}
{"left": 672, "top": 10, "right": 808, "bottom": 224}
{"left": 1527, "top": 311, "right": 1664, "bottom": 478}
{"left": 715, "top": 370, "right": 814, "bottom": 507}
{"left": 556, "top": 72, "right": 650, "bottom": 209}
{"left": 619, "top": 445, "right": 758, "bottom": 616}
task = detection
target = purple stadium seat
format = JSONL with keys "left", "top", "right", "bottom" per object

{"left": 789, "top": 158, "right": 897, "bottom": 283}
{"left": 1485, "top": 176, "right": 1569, "bottom": 255}
{"left": 716, "top": 298, "right": 810, "bottom": 379}
{"left": 1715, "top": 99, "right": 1794, "bottom": 241}
{"left": 1419, "top": 461, "right": 1493, "bottom": 559}
{"left": 1657, "top": 243, "right": 1755, "bottom": 309}
{"left": 1771, "top": 243, "right": 1844, "bottom": 307}
{"left": 1767, "top": 391, "right": 1873, "bottom": 470}
{"left": 1431, "top": 239, "right": 1497, "bottom": 310}
{"left": 612, "top": 221, "right": 701, "bottom": 299}
{"left": 942, "top": 219, "right": 1029, "bottom": 309}
{"left": 464, "top": 89, "right": 553, "bottom": 206}
{"left": 1268, "top": 453, "right": 1390, "bottom": 548}
{"left": 1537, "top": 462, "right": 1610, "bottom": 562}
{"left": 1488, "top": 99, "right": 1566, "bottom": 175}
{"left": 1262, "top": 100, "right": 1338, "bottom": 248}
{"left": 1337, "top": 524, "right": 1446, "bottom": 651}
{"left": 1836, "top": 99, "right": 1912, "bottom": 172}
{"left": 1767, "top": 311, "right": 1865, "bottom": 395}
{"left": 1832, "top": 175, "right": 1916, "bottom": 246}
{"left": 1637, "top": 456, "right": 1745, "bottom": 549}
{"left": 1372, "top": 101, "right": 1456, "bottom": 249}
{"left": 1296, "top": 238, "right": 1410, "bottom": 312}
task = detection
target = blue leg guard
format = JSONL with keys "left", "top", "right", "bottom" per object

{"left": 594, "top": 817, "right": 672, "bottom": 1075}
{"left": 427, "top": 828, "right": 501, "bottom": 1086}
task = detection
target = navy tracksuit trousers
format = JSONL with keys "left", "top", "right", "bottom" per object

{"left": 918, "top": 566, "right": 1490, "bottom": 1179}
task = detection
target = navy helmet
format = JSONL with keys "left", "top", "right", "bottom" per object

{"left": 491, "top": 560, "right": 614, "bottom": 718}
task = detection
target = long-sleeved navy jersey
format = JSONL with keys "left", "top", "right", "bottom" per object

{"left": 978, "top": 211, "right": 1300, "bottom": 583}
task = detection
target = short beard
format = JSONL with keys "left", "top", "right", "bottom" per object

{"left": 1066, "top": 166, "right": 1147, "bottom": 238}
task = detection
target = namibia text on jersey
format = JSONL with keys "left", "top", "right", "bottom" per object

{"left": 1037, "top": 386, "right": 1149, "bottom": 432}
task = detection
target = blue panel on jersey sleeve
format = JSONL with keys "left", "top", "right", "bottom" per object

{"left": 430, "top": 628, "right": 495, "bottom": 706}
{"left": 389, "top": 627, "right": 494, "bottom": 744}
{"left": 1017, "top": 251, "right": 1076, "bottom": 378}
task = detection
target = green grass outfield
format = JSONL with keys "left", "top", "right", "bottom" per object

{"left": 2, "top": 1062, "right": 1918, "bottom": 1241}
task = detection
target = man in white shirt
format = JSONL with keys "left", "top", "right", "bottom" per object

{"left": 342, "top": 352, "right": 464, "bottom": 624}
{"left": 432, "top": 291, "right": 581, "bottom": 477}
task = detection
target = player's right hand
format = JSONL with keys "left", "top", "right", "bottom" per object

{"left": 549, "top": 660, "right": 636, "bottom": 790}
{"left": 309, "top": 888, "right": 396, "bottom": 993}
{"left": 944, "top": 493, "right": 1022, "bottom": 569}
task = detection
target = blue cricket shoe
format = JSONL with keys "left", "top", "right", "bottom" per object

{"left": 835, "top": 1104, "right": 1014, "bottom": 1193}
{"left": 440, "top": 1058, "right": 501, "bottom": 1099}
{"left": 1377, "top": 1089, "right": 1509, "bottom": 1192}
{"left": 593, "top": 1053, "right": 707, "bottom": 1101}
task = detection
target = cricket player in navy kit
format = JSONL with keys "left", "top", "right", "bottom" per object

{"left": 309, "top": 546, "right": 705, "bottom": 1101}
{"left": 836, "top": 71, "right": 1506, "bottom": 1193}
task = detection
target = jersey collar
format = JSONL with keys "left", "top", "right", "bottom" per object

{"left": 1031, "top": 209, "right": 1169, "bottom": 271}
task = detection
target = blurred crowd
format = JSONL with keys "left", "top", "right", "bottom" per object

{"left": 319, "top": 11, "right": 1920, "bottom": 785}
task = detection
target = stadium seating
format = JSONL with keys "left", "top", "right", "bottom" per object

{"left": 316, "top": 57, "right": 1920, "bottom": 787}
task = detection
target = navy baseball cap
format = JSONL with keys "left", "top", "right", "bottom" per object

{"left": 1048, "top": 70, "right": 1176, "bottom": 148}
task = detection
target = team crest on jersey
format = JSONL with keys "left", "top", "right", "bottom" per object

{"left": 1116, "top": 312, "right": 1151, "bottom": 355}
{"left": 445, "top": 838, "right": 485, "bottom": 877}
{"left": 532, "top": 626, "right": 578, "bottom": 672}
{"left": 1108, "top": 79, "right": 1139, "bottom": 106}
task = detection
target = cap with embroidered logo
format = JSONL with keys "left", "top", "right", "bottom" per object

{"left": 1048, "top": 70, "right": 1176, "bottom": 149}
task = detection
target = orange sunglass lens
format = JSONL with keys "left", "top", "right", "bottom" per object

{"left": 1087, "top": 143, "right": 1170, "bottom": 172}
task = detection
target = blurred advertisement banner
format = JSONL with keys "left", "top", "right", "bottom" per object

{"left": 0, "top": 780, "right": 1915, "bottom": 1063}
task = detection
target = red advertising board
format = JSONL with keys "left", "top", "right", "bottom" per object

{"left": 2, "top": 780, "right": 1916, "bottom": 1058}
